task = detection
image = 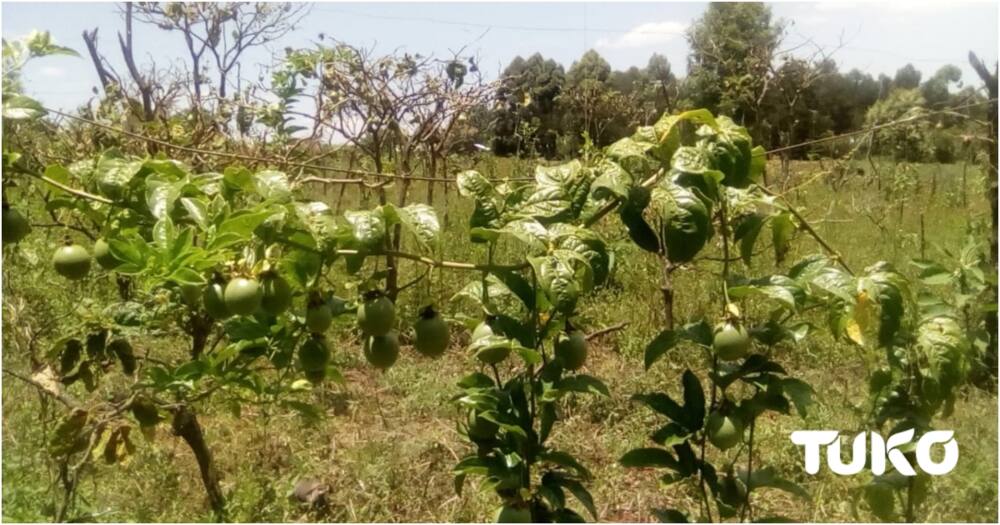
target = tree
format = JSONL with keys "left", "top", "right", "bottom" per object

{"left": 920, "top": 64, "right": 962, "bottom": 107}
{"left": 864, "top": 88, "right": 929, "bottom": 162}
{"left": 559, "top": 50, "right": 634, "bottom": 151}
{"left": 492, "top": 53, "right": 566, "bottom": 158}
{"left": 683, "top": 2, "right": 783, "bottom": 139}
{"left": 134, "top": 2, "right": 308, "bottom": 100}
{"left": 893, "top": 63, "right": 922, "bottom": 90}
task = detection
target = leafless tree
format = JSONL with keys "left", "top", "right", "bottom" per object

{"left": 133, "top": 2, "right": 308, "bottom": 101}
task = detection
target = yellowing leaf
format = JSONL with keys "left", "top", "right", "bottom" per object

{"left": 845, "top": 318, "right": 865, "bottom": 346}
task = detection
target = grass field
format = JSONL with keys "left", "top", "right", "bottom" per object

{"left": 2, "top": 157, "right": 996, "bottom": 522}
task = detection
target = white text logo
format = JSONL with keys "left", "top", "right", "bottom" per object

{"left": 790, "top": 430, "right": 958, "bottom": 476}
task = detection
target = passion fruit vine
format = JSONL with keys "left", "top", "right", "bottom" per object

{"left": 52, "top": 241, "right": 91, "bottom": 280}
{"left": 413, "top": 306, "right": 449, "bottom": 358}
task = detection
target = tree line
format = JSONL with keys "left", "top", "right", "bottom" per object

{"left": 481, "top": 3, "right": 985, "bottom": 163}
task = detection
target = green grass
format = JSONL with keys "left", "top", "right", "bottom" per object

{"left": 2, "top": 158, "right": 996, "bottom": 522}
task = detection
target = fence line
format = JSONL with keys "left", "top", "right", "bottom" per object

{"left": 39, "top": 98, "right": 995, "bottom": 186}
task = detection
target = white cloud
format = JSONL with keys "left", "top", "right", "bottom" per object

{"left": 38, "top": 66, "right": 65, "bottom": 78}
{"left": 815, "top": 0, "right": 963, "bottom": 14}
{"left": 595, "top": 21, "right": 687, "bottom": 50}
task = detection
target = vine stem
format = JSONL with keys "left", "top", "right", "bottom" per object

{"left": 741, "top": 416, "right": 757, "bottom": 522}
{"left": 26, "top": 172, "right": 114, "bottom": 204}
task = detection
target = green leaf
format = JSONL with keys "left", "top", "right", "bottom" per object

{"left": 620, "top": 448, "right": 678, "bottom": 469}
{"left": 344, "top": 209, "right": 387, "bottom": 249}
{"left": 648, "top": 180, "right": 712, "bottom": 263}
{"left": 781, "top": 377, "right": 814, "bottom": 418}
{"left": 212, "top": 209, "right": 272, "bottom": 247}
{"left": 540, "top": 450, "right": 591, "bottom": 479}
{"left": 591, "top": 159, "right": 633, "bottom": 200}
{"left": 910, "top": 259, "right": 952, "bottom": 285}
{"left": 518, "top": 160, "right": 593, "bottom": 224}
{"left": 2, "top": 94, "right": 46, "bottom": 119}
{"left": 739, "top": 466, "right": 810, "bottom": 500}
{"left": 632, "top": 392, "right": 691, "bottom": 430}
{"left": 254, "top": 170, "right": 291, "bottom": 200}
{"left": 771, "top": 212, "right": 796, "bottom": 264}
{"left": 391, "top": 203, "right": 440, "bottom": 251}
{"left": 682, "top": 370, "right": 705, "bottom": 429}
{"left": 619, "top": 186, "right": 660, "bottom": 253}
{"left": 457, "top": 170, "right": 501, "bottom": 236}
{"left": 734, "top": 213, "right": 767, "bottom": 266}
{"left": 145, "top": 175, "right": 183, "bottom": 220}
{"left": 559, "top": 374, "right": 609, "bottom": 396}
{"left": 644, "top": 329, "right": 679, "bottom": 370}
{"left": 749, "top": 146, "right": 767, "bottom": 184}
{"left": 179, "top": 197, "right": 209, "bottom": 227}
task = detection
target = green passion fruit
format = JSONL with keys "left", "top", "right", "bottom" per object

{"left": 555, "top": 330, "right": 588, "bottom": 370}
{"left": 413, "top": 306, "right": 450, "bottom": 358}
{"left": 224, "top": 277, "right": 262, "bottom": 315}
{"left": 93, "top": 238, "right": 121, "bottom": 270}
{"left": 706, "top": 411, "right": 744, "bottom": 450}
{"left": 53, "top": 243, "right": 91, "bottom": 280}
{"left": 202, "top": 282, "right": 232, "bottom": 320}
{"left": 713, "top": 321, "right": 751, "bottom": 361}
{"left": 494, "top": 505, "right": 532, "bottom": 523}
{"left": 259, "top": 273, "right": 293, "bottom": 315}
{"left": 306, "top": 294, "right": 334, "bottom": 334}
{"left": 357, "top": 293, "right": 395, "bottom": 336}
{"left": 180, "top": 283, "right": 202, "bottom": 306}
{"left": 2, "top": 205, "right": 30, "bottom": 244}
{"left": 364, "top": 331, "right": 400, "bottom": 370}
{"left": 298, "top": 335, "right": 331, "bottom": 372}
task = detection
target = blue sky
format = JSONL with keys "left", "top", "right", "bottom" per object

{"left": 2, "top": 1, "right": 998, "bottom": 111}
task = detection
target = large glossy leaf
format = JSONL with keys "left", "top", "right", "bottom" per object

{"left": 2, "top": 94, "right": 46, "bottom": 119}
{"left": 620, "top": 447, "right": 678, "bottom": 469}
{"left": 644, "top": 329, "right": 679, "bottom": 370}
{"left": 619, "top": 186, "right": 660, "bottom": 253}
{"left": 551, "top": 224, "right": 610, "bottom": 287}
{"left": 145, "top": 175, "right": 184, "bottom": 220}
{"left": 771, "top": 212, "right": 796, "bottom": 264}
{"left": 254, "top": 170, "right": 291, "bottom": 200}
{"left": 456, "top": 170, "right": 501, "bottom": 238}
{"left": 518, "top": 160, "right": 593, "bottom": 224}
{"left": 386, "top": 203, "right": 440, "bottom": 251}
{"left": 648, "top": 181, "right": 712, "bottom": 263}
{"left": 590, "top": 159, "right": 633, "bottom": 201}
{"left": 529, "top": 254, "right": 580, "bottom": 314}
{"left": 344, "top": 209, "right": 387, "bottom": 250}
